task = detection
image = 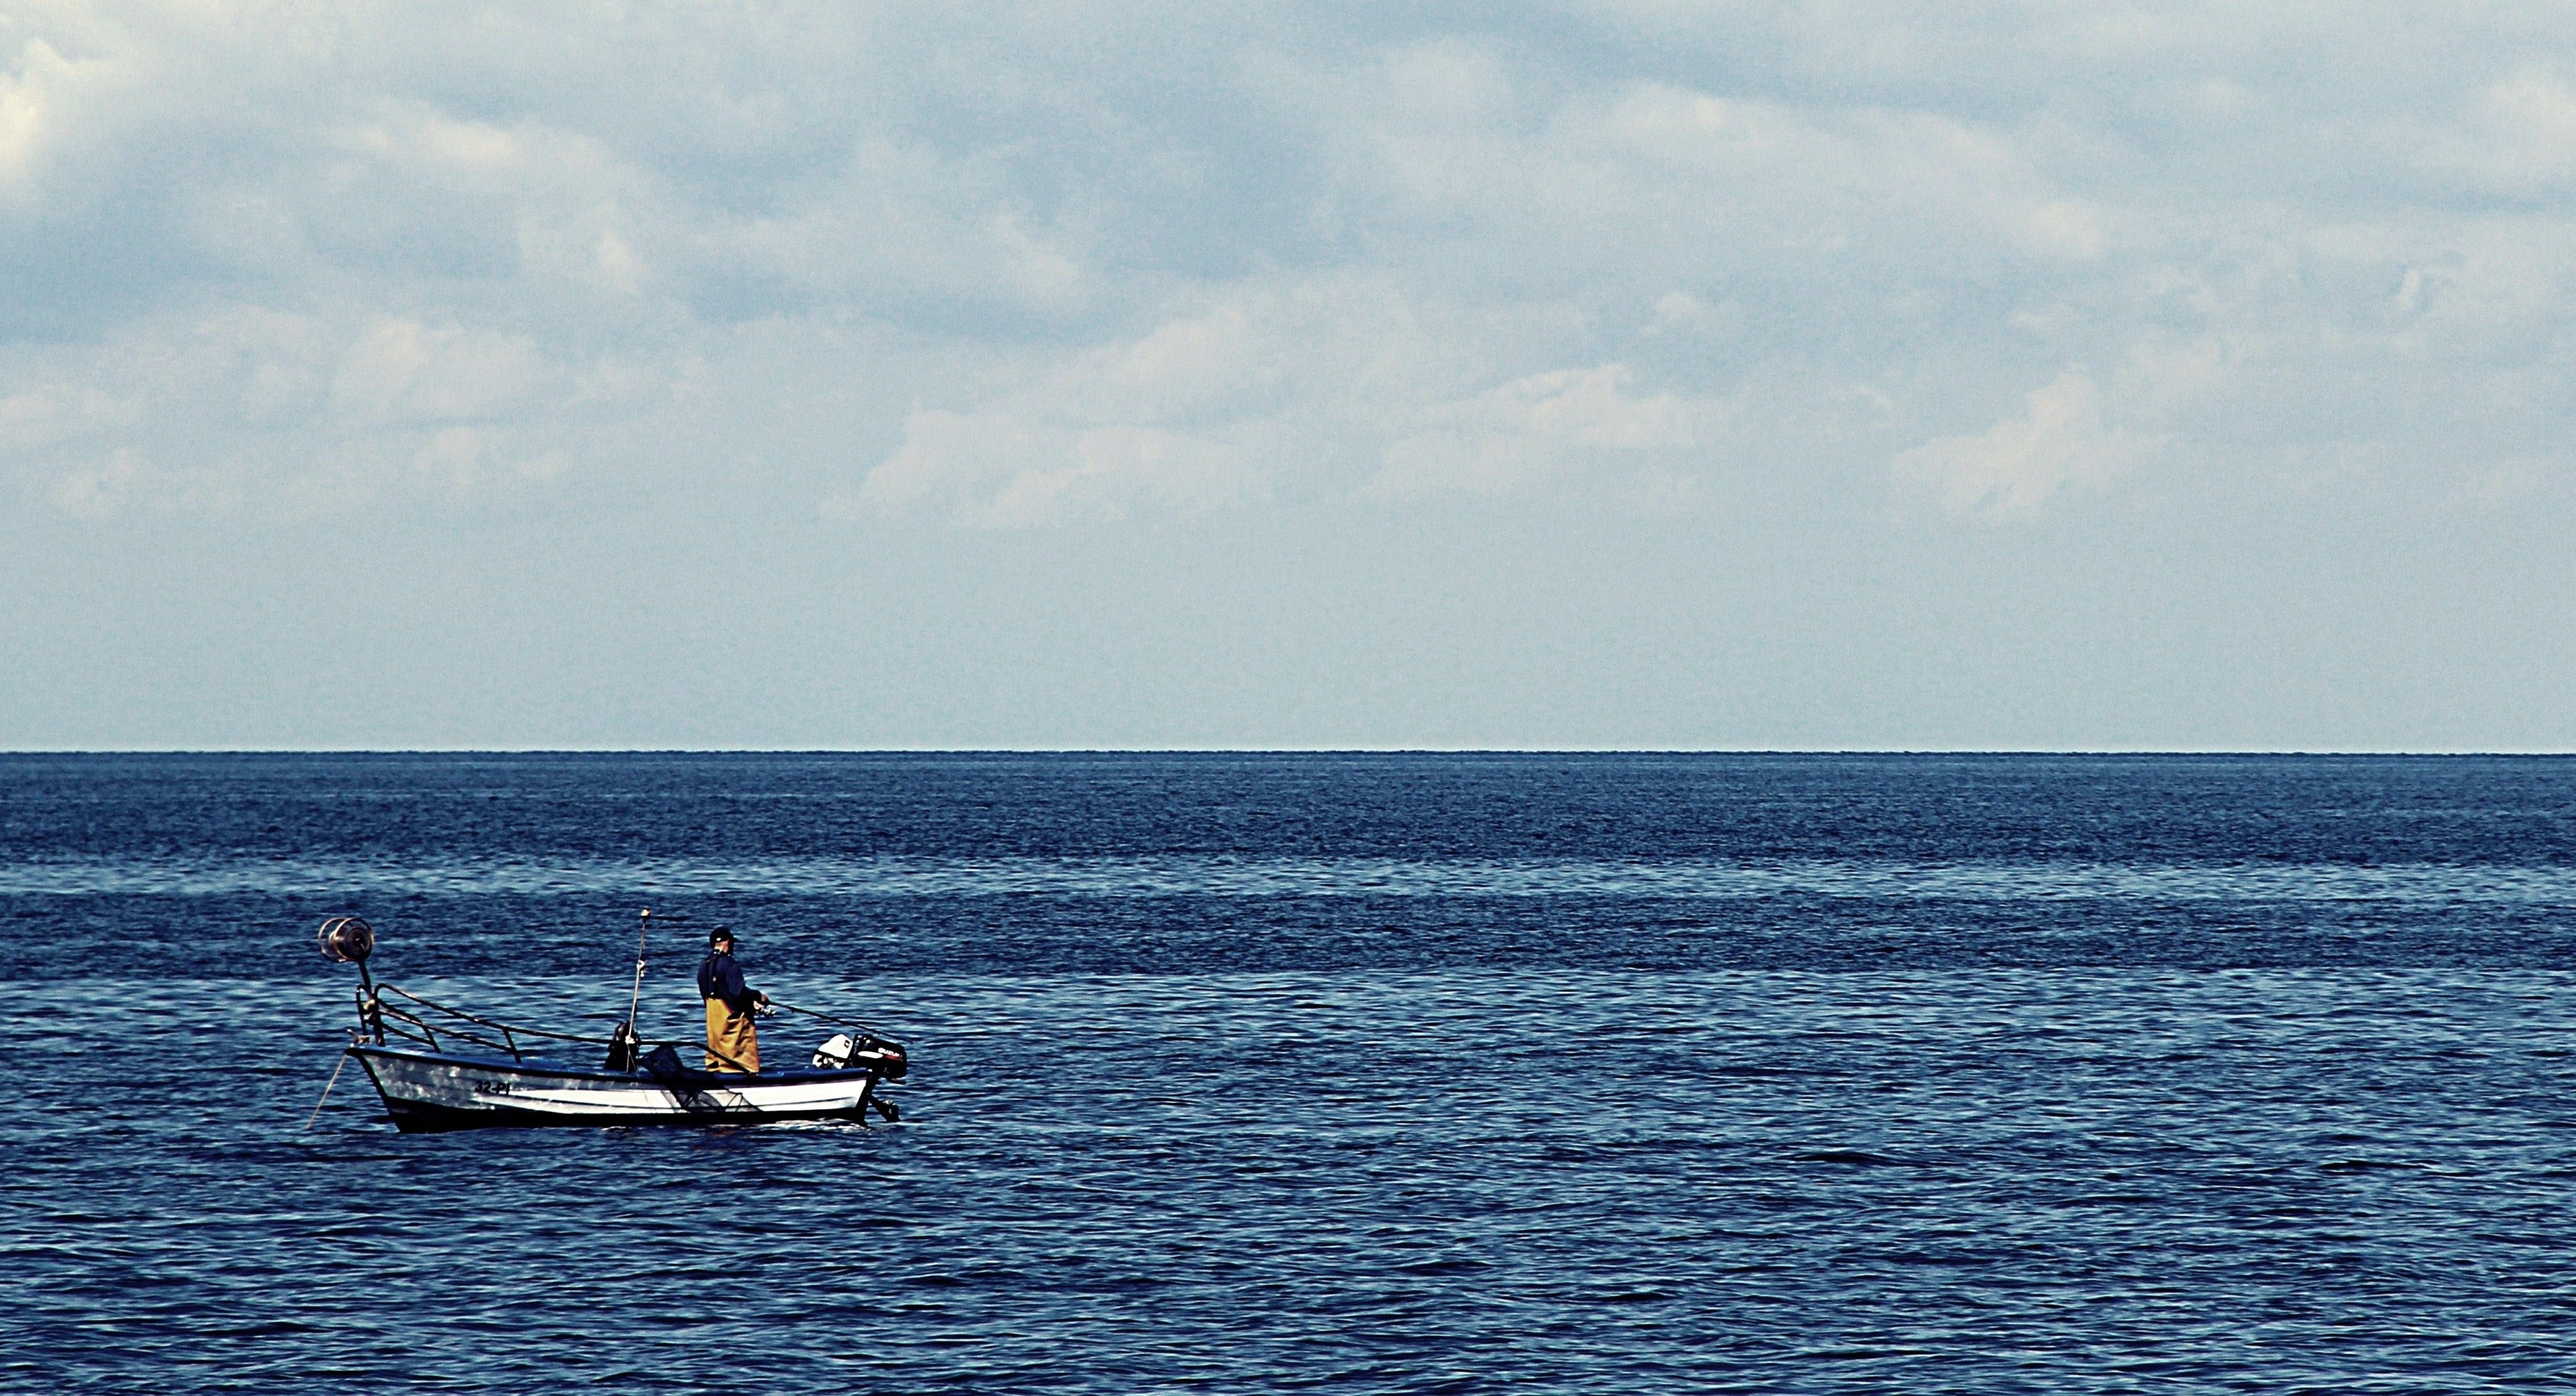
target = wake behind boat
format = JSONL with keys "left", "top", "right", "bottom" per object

{"left": 314, "top": 912, "right": 907, "bottom": 1132}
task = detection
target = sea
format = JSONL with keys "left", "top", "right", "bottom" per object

{"left": 2, "top": 752, "right": 2572, "bottom": 1393}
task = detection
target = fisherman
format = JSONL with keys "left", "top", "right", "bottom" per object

{"left": 697, "top": 926, "right": 768, "bottom": 1072}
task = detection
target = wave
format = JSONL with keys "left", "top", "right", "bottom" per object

{"left": 3, "top": 853, "right": 2572, "bottom": 904}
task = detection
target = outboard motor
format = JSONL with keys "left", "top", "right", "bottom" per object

{"left": 814, "top": 1032, "right": 908, "bottom": 1081}
{"left": 812, "top": 1033, "right": 856, "bottom": 1069}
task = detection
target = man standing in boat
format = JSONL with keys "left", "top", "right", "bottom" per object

{"left": 697, "top": 926, "right": 768, "bottom": 1072}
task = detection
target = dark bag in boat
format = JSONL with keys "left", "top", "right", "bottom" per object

{"left": 641, "top": 1044, "right": 686, "bottom": 1081}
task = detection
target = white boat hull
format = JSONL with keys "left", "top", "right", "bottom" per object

{"left": 349, "top": 1044, "right": 893, "bottom": 1131}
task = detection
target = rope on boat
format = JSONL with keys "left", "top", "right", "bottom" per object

{"left": 305, "top": 1050, "right": 353, "bottom": 1129}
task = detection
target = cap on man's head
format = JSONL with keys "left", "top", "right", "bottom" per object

{"left": 709, "top": 926, "right": 734, "bottom": 948}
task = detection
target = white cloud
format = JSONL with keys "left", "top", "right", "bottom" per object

{"left": 0, "top": 34, "right": 128, "bottom": 204}
{"left": 8, "top": 1, "right": 2576, "bottom": 537}
{"left": 840, "top": 279, "right": 1726, "bottom": 522}
{"left": 841, "top": 410, "right": 1263, "bottom": 527}
{"left": 836, "top": 291, "right": 1286, "bottom": 526}
{"left": 47, "top": 447, "right": 150, "bottom": 519}
{"left": 412, "top": 426, "right": 486, "bottom": 492}
{"left": 1367, "top": 365, "right": 1727, "bottom": 500}
{"left": 408, "top": 424, "right": 567, "bottom": 496}
{"left": 0, "top": 384, "right": 133, "bottom": 452}
{"left": 0, "top": 302, "right": 600, "bottom": 517}
{"left": 2454, "top": 456, "right": 2558, "bottom": 504}
{"left": 2114, "top": 335, "right": 2231, "bottom": 413}
{"left": 2413, "top": 68, "right": 2576, "bottom": 195}
{"left": 1893, "top": 371, "right": 2161, "bottom": 517}
{"left": 839, "top": 278, "right": 1419, "bottom": 525}
{"left": 713, "top": 139, "right": 1098, "bottom": 317}
{"left": 331, "top": 318, "right": 549, "bottom": 423}
{"left": 0, "top": 40, "right": 66, "bottom": 195}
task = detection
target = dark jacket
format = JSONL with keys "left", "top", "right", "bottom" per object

{"left": 697, "top": 951, "right": 759, "bottom": 1016}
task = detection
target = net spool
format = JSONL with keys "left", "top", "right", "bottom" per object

{"left": 316, "top": 916, "right": 376, "bottom": 965}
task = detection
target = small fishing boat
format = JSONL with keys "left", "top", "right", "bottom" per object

{"left": 313, "top": 912, "right": 907, "bottom": 1132}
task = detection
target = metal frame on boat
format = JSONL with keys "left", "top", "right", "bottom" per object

{"left": 314, "top": 913, "right": 908, "bottom": 1133}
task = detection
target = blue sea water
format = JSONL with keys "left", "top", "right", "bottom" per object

{"left": 3, "top": 752, "right": 2573, "bottom": 1393}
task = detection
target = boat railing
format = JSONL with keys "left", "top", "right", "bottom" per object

{"left": 362, "top": 983, "right": 758, "bottom": 1073}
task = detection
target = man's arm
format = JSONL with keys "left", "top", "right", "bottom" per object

{"left": 719, "top": 958, "right": 766, "bottom": 1013}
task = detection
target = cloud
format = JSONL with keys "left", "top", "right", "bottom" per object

{"left": 837, "top": 278, "right": 1408, "bottom": 525}
{"left": 0, "top": 40, "right": 66, "bottom": 196}
{"left": 0, "top": 303, "right": 595, "bottom": 518}
{"left": 845, "top": 410, "right": 1263, "bottom": 527}
{"left": 7, "top": 3, "right": 2576, "bottom": 750}
{"left": 701, "top": 138, "right": 1098, "bottom": 318}
{"left": 331, "top": 318, "right": 549, "bottom": 424}
{"left": 2411, "top": 68, "right": 2576, "bottom": 197}
{"left": 7, "top": 1, "right": 2576, "bottom": 538}
{"left": 838, "top": 276, "right": 1727, "bottom": 521}
{"left": 47, "top": 447, "right": 159, "bottom": 519}
{"left": 1367, "top": 365, "right": 1727, "bottom": 500}
{"left": 409, "top": 425, "right": 567, "bottom": 496}
{"left": 0, "top": 32, "right": 131, "bottom": 205}
{"left": 836, "top": 289, "right": 1296, "bottom": 526}
{"left": 1893, "top": 371, "right": 2161, "bottom": 517}
{"left": 0, "top": 383, "right": 133, "bottom": 452}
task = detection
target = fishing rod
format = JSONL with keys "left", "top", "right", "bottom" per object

{"left": 623, "top": 907, "right": 653, "bottom": 1037}
{"left": 764, "top": 998, "right": 897, "bottom": 1048}
{"left": 614, "top": 907, "right": 690, "bottom": 1069}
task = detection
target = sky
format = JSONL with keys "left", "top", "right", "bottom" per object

{"left": 2, "top": 1, "right": 2573, "bottom": 751}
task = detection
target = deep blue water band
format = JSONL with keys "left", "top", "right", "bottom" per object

{"left": 2, "top": 754, "right": 2570, "bottom": 1392}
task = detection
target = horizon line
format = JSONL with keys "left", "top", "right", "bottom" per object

{"left": 5, "top": 746, "right": 2573, "bottom": 758}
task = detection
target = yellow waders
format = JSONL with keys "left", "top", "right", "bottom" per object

{"left": 704, "top": 997, "right": 760, "bottom": 1073}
